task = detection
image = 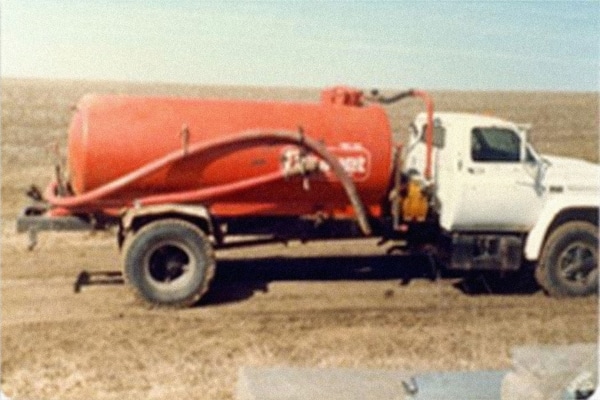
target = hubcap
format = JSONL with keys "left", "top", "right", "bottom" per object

{"left": 558, "top": 242, "right": 597, "bottom": 287}
{"left": 147, "top": 243, "right": 192, "bottom": 284}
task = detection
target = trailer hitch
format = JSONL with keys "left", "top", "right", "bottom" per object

{"left": 17, "top": 202, "right": 96, "bottom": 250}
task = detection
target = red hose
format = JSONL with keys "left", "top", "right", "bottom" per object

{"left": 366, "top": 89, "right": 435, "bottom": 181}
{"left": 137, "top": 170, "right": 286, "bottom": 206}
{"left": 45, "top": 130, "right": 372, "bottom": 235}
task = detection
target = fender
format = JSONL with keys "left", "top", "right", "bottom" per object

{"left": 524, "top": 194, "right": 600, "bottom": 261}
{"left": 121, "top": 204, "right": 214, "bottom": 234}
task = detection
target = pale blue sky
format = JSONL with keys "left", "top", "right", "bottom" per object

{"left": 1, "top": 1, "right": 598, "bottom": 91}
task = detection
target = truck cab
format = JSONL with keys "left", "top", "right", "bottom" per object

{"left": 404, "top": 112, "right": 599, "bottom": 296}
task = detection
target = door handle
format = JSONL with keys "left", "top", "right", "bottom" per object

{"left": 467, "top": 167, "right": 485, "bottom": 174}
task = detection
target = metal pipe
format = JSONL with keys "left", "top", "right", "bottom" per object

{"left": 367, "top": 89, "right": 435, "bottom": 181}
{"left": 411, "top": 90, "right": 435, "bottom": 181}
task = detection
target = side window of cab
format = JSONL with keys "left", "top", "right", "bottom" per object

{"left": 471, "top": 127, "right": 521, "bottom": 162}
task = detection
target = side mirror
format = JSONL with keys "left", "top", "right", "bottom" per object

{"left": 420, "top": 119, "right": 445, "bottom": 148}
{"left": 534, "top": 158, "right": 550, "bottom": 195}
{"left": 433, "top": 118, "right": 446, "bottom": 148}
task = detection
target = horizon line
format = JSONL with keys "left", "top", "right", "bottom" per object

{"left": 2, "top": 76, "right": 598, "bottom": 95}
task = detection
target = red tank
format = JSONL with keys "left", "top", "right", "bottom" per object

{"left": 66, "top": 87, "right": 393, "bottom": 218}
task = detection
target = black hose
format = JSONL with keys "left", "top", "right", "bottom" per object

{"left": 366, "top": 89, "right": 415, "bottom": 105}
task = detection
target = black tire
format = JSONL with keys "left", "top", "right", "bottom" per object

{"left": 122, "top": 219, "right": 215, "bottom": 307}
{"left": 536, "top": 221, "right": 598, "bottom": 297}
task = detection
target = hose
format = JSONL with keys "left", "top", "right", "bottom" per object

{"left": 44, "top": 130, "right": 373, "bottom": 235}
{"left": 137, "top": 170, "right": 285, "bottom": 206}
{"left": 365, "top": 89, "right": 415, "bottom": 105}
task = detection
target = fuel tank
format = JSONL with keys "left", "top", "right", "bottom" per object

{"left": 67, "top": 87, "right": 393, "bottom": 217}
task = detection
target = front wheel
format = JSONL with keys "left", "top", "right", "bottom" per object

{"left": 122, "top": 219, "right": 215, "bottom": 307}
{"left": 536, "top": 221, "right": 598, "bottom": 297}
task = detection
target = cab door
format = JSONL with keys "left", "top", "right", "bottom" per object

{"left": 447, "top": 126, "right": 544, "bottom": 231}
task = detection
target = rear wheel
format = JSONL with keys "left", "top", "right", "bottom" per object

{"left": 122, "top": 219, "right": 215, "bottom": 307}
{"left": 536, "top": 221, "right": 598, "bottom": 297}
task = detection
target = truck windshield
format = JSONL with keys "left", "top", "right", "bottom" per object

{"left": 471, "top": 127, "right": 521, "bottom": 162}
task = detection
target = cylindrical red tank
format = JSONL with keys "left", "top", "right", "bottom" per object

{"left": 66, "top": 87, "right": 393, "bottom": 218}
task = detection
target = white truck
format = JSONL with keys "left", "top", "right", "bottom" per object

{"left": 404, "top": 110, "right": 599, "bottom": 296}
{"left": 17, "top": 88, "right": 599, "bottom": 305}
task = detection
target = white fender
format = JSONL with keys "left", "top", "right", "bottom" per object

{"left": 524, "top": 194, "right": 600, "bottom": 261}
{"left": 121, "top": 203, "right": 213, "bottom": 233}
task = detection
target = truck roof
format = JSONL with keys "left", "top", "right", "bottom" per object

{"left": 415, "top": 111, "right": 519, "bottom": 130}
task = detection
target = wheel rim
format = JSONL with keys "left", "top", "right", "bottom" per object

{"left": 144, "top": 241, "right": 196, "bottom": 287}
{"left": 557, "top": 242, "right": 597, "bottom": 287}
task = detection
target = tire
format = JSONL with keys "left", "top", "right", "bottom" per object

{"left": 536, "top": 221, "right": 598, "bottom": 297}
{"left": 122, "top": 219, "right": 215, "bottom": 307}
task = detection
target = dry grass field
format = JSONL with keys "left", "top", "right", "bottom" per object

{"left": 1, "top": 79, "right": 598, "bottom": 399}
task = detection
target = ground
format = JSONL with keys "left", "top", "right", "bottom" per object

{"left": 1, "top": 79, "right": 598, "bottom": 399}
